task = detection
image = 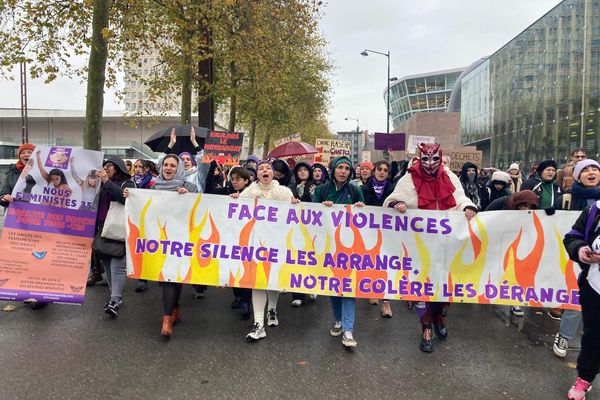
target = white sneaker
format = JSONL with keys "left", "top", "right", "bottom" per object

{"left": 342, "top": 331, "right": 357, "bottom": 347}
{"left": 511, "top": 306, "right": 524, "bottom": 317}
{"left": 329, "top": 321, "right": 342, "bottom": 337}
{"left": 309, "top": 294, "right": 317, "bottom": 300}
{"left": 246, "top": 323, "right": 266, "bottom": 341}
{"left": 291, "top": 299, "right": 302, "bottom": 307}
{"left": 267, "top": 309, "right": 279, "bottom": 326}
{"left": 553, "top": 333, "right": 568, "bottom": 358}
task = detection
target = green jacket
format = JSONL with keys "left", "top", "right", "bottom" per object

{"left": 312, "top": 180, "right": 364, "bottom": 205}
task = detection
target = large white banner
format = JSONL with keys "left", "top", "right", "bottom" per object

{"left": 125, "top": 189, "right": 582, "bottom": 309}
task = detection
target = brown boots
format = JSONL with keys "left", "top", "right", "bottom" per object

{"left": 161, "top": 308, "right": 181, "bottom": 337}
{"left": 161, "top": 316, "right": 173, "bottom": 337}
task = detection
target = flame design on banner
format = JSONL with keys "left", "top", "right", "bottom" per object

{"left": 555, "top": 227, "right": 579, "bottom": 310}
{"left": 278, "top": 211, "right": 332, "bottom": 293}
{"left": 127, "top": 196, "right": 169, "bottom": 281}
{"left": 501, "top": 212, "right": 544, "bottom": 306}
{"left": 393, "top": 241, "right": 435, "bottom": 302}
{"left": 447, "top": 217, "right": 488, "bottom": 303}
{"left": 227, "top": 198, "right": 273, "bottom": 290}
{"left": 188, "top": 195, "right": 221, "bottom": 285}
{"left": 333, "top": 205, "right": 383, "bottom": 296}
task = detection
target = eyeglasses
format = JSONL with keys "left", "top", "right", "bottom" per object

{"left": 377, "top": 168, "right": 389, "bottom": 172}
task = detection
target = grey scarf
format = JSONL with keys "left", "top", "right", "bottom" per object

{"left": 154, "top": 155, "right": 187, "bottom": 191}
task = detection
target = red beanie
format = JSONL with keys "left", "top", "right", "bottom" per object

{"left": 17, "top": 143, "right": 35, "bottom": 155}
{"left": 359, "top": 161, "right": 374, "bottom": 170}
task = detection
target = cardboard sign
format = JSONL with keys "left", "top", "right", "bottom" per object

{"left": 407, "top": 135, "right": 435, "bottom": 153}
{"left": 201, "top": 131, "right": 244, "bottom": 166}
{"left": 274, "top": 133, "right": 302, "bottom": 147}
{"left": 447, "top": 149, "right": 483, "bottom": 172}
{"left": 314, "top": 139, "right": 351, "bottom": 164}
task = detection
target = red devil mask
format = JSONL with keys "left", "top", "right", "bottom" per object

{"left": 417, "top": 143, "right": 442, "bottom": 176}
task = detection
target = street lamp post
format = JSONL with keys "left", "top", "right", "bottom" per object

{"left": 361, "top": 49, "right": 392, "bottom": 134}
{"left": 344, "top": 117, "right": 359, "bottom": 132}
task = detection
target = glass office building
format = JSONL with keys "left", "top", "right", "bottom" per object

{"left": 460, "top": 0, "right": 600, "bottom": 169}
{"left": 386, "top": 68, "right": 464, "bottom": 130}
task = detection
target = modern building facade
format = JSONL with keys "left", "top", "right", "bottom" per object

{"left": 460, "top": 0, "right": 600, "bottom": 170}
{"left": 386, "top": 68, "right": 464, "bottom": 130}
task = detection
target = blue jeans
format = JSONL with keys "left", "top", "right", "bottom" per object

{"left": 559, "top": 309, "right": 582, "bottom": 340}
{"left": 330, "top": 297, "right": 356, "bottom": 332}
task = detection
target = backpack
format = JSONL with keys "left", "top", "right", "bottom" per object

{"left": 318, "top": 181, "right": 360, "bottom": 204}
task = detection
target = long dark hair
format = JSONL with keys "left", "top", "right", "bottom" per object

{"left": 49, "top": 169, "right": 68, "bottom": 186}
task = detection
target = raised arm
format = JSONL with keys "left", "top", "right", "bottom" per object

{"left": 69, "top": 156, "right": 84, "bottom": 187}
{"left": 36, "top": 150, "right": 51, "bottom": 183}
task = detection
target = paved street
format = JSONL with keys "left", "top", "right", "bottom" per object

{"left": 0, "top": 273, "right": 587, "bottom": 400}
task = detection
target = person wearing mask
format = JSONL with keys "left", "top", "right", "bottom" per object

{"left": 553, "top": 159, "right": 600, "bottom": 362}
{"left": 507, "top": 163, "right": 523, "bottom": 193}
{"left": 232, "top": 160, "right": 298, "bottom": 341}
{"left": 558, "top": 148, "right": 587, "bottom": 193}
{"left": 383, "top": 143, "right": 476, "bottom": 353}
{"left": 244, "top": 155, "right": 259, "bottom": 172}
{"left": 124, "top": 154, "right": 197, "bottom": 338}
{"left": 481, "top": 171, "right": 511, "bottom": 211}
{"left": 131, "top": 159, "right": 156, "bottom": 293}
{"left": 521, "top": 160, "right": 562, "bottom": 210}
{"left": 272, "top": 159, "right": 293, "bottom": 188}
{"left": 351, "top": 161, "right": 373, "bottom": 187}
{"left": 312, "top": 163, "right": 329, "bottom": 186}
{"left": 95, "top": 156, "right": 136, "bottom": 318}
{"left": 459, "top": 162, "right": 484, "bottom": 210}
{"left": 362, "top": 160, "right": 396, "bottom": 317}
{"left": 562, "top": 195, "right": 600, "bottom": 400}
{"left": 314, "top": 156, "right": 365, "bottom": 348}
{"left": 290, "top": 161, "right": 318, "bottom": 307}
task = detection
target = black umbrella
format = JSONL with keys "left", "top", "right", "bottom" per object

{"left": 144, "top": 125, "right": 210, "bottom": 154}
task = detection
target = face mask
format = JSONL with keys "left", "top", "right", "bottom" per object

{"left": 467, "top": 172, "right": 476, "bottom": 182}
{"left": 417, "top": 143, "right": 442, "bottom": 176}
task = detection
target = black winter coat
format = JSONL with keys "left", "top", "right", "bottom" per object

{"left": 0, "top": 164, "right": 21, "bottom": 207}
{"left": 362, "top": 179, "right": 395, "bottom": 207}
{"left": 563, "top": 203, "right": 600, "bottom": 283}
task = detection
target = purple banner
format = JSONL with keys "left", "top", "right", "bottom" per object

{"left": 374, "top": 132, "right": 406, "bottom": 151}
{"left": 0, "top": 288, "right": 84, "bottom": 304}
{"left": 4, "top": 201, "right": 96, "bottom": 238}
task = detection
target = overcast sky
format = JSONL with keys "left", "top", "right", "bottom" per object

{"left": 0, "top": 0, "right": 561, "bottom": 134}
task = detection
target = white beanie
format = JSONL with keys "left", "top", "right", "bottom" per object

{"left": 491, "top": 170, "right": 511, "bottom": 184}
{"left": 509, "top": 163, "right": 519, "bottom": 171}
{"left": 573, "top": 159, "right": 600, "bottom": 182}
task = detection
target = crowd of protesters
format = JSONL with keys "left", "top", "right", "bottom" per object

{"left": 1, "top": 139, "right": 598, "bottom": 400}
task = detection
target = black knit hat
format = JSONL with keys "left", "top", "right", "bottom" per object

{"left": 536, "top": 160, "right": 557, "bottom": 175}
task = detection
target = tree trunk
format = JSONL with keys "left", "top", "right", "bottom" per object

{"left": 228, "top": 62, "right": 237, "bottom": 133}
{"left": 181, "top": 61, "right": 193, "bottom": 125}
{"left": 84, "top": 0, "right": 110, "bottom": 150}
{"left": 197, "top": 0, "right": 213, "bottom": 130}
{"left": 248, "top": 118, "right": 256, "bottom": 155}
{"left": 262, "top": 128, "right": 271, "bottom": 159}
